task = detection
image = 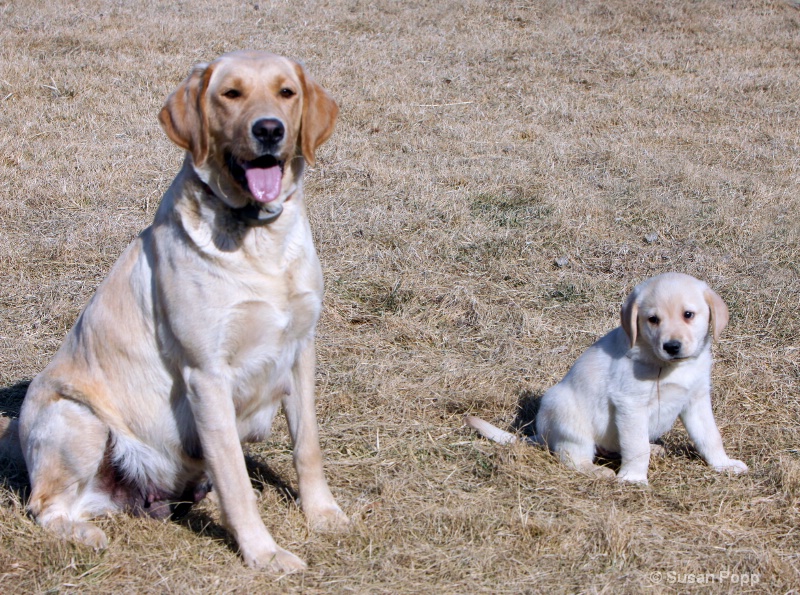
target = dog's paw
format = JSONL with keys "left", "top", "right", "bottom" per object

{"left": 617, "top": 472, "right": 649, "bottom": 485}
{"left": 590, "top": 465, "right": 616, "bottom": 479}
{"left": 714, "top": 459, "right": 748, "bottom": 475}
{"left": 306, "top": 505, "right": 350, "bottom": 533}
{"left": 45, "top": 517, "right": 108, "bottom": 550}
{"left": 73, "top": 522, "right": 109, "bottom": 550}
{"left": 243, "top": 545, "right": 307, "bottom": 573}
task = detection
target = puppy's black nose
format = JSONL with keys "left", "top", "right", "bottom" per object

{"left": 252, "top": 118, "right": 285, "bottom": 146}
{"left": 663, "top": 340, "right": 682, "bottom": 356}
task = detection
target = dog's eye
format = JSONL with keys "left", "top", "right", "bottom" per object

{"left": 222, "top": 89, "right": 242, "bottom": 99}
{"left": 648, "top": 315, "right": 660, "bottom": 325}
{"left": 684, "top": 311, "right": 695, "bottom": 320}
{"left": 279, "top": 87, "right": 296, "bottom": 98}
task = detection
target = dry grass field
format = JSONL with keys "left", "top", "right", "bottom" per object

{"left": 1, "top": 0, "right": 799, "bottom": 592}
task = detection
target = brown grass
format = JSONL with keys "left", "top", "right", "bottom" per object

{"left": 1, "top": 0, "right": 799, "bottom": 592}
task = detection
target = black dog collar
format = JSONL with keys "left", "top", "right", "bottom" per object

{"left": 231, "top": 203, "right": 284, "bottom": 226}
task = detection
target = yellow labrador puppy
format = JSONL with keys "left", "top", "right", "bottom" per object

{"left": 466, "top": 273, "right": 748, "bottom": 484}
{"left": 14, "top": 51, "right": 348, "bottom": 572}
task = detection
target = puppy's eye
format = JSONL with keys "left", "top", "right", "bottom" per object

{"left": 279, "top": 87, "right": 296, "bottom": 98}
{"left": 684, "top": 311, "right": 695, "bottom": 320}
{"left": 222, "top": 89, "right": 242, "bottom": 99}
{"left": 648, "top": 315, "right": 660, "bottom": 325}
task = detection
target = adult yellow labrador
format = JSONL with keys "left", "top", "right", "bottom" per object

{"left": 467, "top": 273, "right": 748, "bottom": 484}
{"left": 15, "top": 50, "right": 348, "bottom": 572}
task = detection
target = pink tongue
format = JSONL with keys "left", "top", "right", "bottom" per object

{"left": 245, "top": 166, "right": 282, "bottom": 203}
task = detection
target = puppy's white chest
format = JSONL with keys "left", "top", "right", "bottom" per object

{"left": 644, "top": 371, "right": 701, "bottom": 438}
{"left": 646, "top": 375, "right": 687, "bottom": 403}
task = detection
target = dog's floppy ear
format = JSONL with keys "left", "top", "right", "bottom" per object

{"left": 620, "top": 289, "right": 639, "bottom": 348}
{"left": 704, "top": 287, "right": 729, "bottom": 341}
{"left": 159, "top": 62, "right": 214, "bottom": 166}
{"left": 294, "top": 62, "right": 338, "bottom": 166}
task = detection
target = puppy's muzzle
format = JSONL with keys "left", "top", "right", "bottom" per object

{"left": 663, "top": 340, "right": 682, "bottom": 357}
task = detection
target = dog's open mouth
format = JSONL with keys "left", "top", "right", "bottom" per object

{"left": 227, "top": 153, "right": 285, "bottom": 204}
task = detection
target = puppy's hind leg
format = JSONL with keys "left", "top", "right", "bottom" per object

{"left": 21, "top": 395, "right": 115, "bottom": 549}
{"left": 555, "top": 441, "right": 615, "bottom": 479}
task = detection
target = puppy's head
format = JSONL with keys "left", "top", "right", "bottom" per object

{"left": 158, "top": 50, "right": 338, "bottom": 212}
{"left": 620, "top": 273, "right": 728, "bottom": 362}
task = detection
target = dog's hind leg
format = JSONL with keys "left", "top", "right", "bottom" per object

{"left": 555, "top": 441, "right": 616, "bottom": 479}
{"left": 20, "top": 394, "right": 116, "bottom": 549}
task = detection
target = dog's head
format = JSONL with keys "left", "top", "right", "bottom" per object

{"left": 158, "top": 50, "right": 338, "bottom": 214}
{"left": 620, "top": 272, "right": 729, "bottom": 362}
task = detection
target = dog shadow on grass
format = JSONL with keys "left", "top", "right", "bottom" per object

{"left": 0, "top": 380, "right": 30, "bottom": 495}
{"left": 0, "top": 379, "right": 27, "bottom": 419}
{"left": 0, "top": 379, "right": 301, "bottom": 548}
{"left": 509, "top": 388, "right": 541, "bottom": 439}
{"left": 178, "top": 455, "right": 299, "bottom": 547}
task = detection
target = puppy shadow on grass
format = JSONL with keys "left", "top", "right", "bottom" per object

{"left": 509, "top": 388, "right": 541, "bottom": 439}
{"left": 0, "top": 379, "right": 301, "bottom": 545}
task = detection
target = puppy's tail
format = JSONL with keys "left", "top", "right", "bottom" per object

{"left": 0, "top": 417, "right": 25, "bottom": 470}
{"left": 464, "top": 415, "right": 540, "bottom": 446}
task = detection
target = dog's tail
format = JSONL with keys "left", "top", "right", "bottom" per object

{"left": 0, "top": 417, "right": 25, "bottom": 470}
{"left": 464, "top": 415, "right": 541, "bottom": 446}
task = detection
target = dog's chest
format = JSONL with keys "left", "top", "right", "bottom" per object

{"left": 154, "top": 209, "right": 322, "bottom": 376}
{"left": 644, "top": 368, "right": 704, "bottom": 437}
{"left": 647, "top": 361, "right": 705, "bottom": 405}
{"left": 222, "top": 274, "right": 321, "bottom": 369}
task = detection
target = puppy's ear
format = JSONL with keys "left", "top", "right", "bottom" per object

{"left": 294, "top": 62, "right": 338, "bottom": 166}
{"left": 704, "top": 287, "right": 729, "bottom": 341}
{"left": 159, "top": 62, "right": 213, "bottom": 166}
{"left": 620, "top": 290, "right": 639, "bottom": 348}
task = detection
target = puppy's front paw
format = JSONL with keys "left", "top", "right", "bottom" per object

{"left": 243, "top": 545, "right": 307, "bottom": 573}
{"left": 714, "top": 459, "right": 748, "bottom": 474}
{"left": 306, "top": 504, "right": 350, "bottom": 533}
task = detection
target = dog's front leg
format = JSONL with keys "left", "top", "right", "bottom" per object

{"left": 680, "top": 393, "right": 748, "bottom": 474}
{"left": 186, "top": 370, "right": 307, "bottom": 572}
{"left": 615, "top": 404, "right": 651, "bottom": 484}
{"left": 283, "top": 341, "right": 349, "bottom": 532}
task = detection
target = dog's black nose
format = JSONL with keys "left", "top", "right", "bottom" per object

{"left": 252, "top": 118, "right": 285, "bottom": 146}
{"left": 663, "top": 340, "right": 682, "bottom": 356}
